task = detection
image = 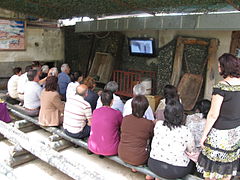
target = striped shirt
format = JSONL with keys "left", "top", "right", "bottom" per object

{"left": 63, "top": 95, "right": 92, "bottom": 133}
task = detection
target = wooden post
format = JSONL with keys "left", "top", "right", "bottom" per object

{"left": 0, "top": 162, "right": 16, "bottom": 180}
{"left": 14, "top": 119, "right": 40, "bottom": 133}
{"left": 204, "top": 39, "right": 219, "bottom": 99}
{"left": 170, "top": 37, "right": 184, "bottom": 87}
{"left": 0, "top": 121, "right": 104, "bottom": 180}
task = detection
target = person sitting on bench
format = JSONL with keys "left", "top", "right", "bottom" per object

{"left": 148, "top": 99, "right": 195, "bottom": 179}
{"left": 186, "top": 99, "right": 211, "bottom": 152}
{"left": 83, "top": 76, "right": 99, "bottom": 111}
{"left": 118, "top": 95, "right": 154, "bottom": 179}
{"left": 123, "top": 84, "right": 154, "bottom": 120}
{"left": 58, "top": 64, "right": 71, "bottom": 101}
{"left": 63, "top": 84, "right": 92, "bottom": 139}
{"left": 66, "top": 71, "right": 83, "bottom": 100}
{"left": 155, "top": 84, "right": 180, "bottom": 121}
{"left": 88, "top": 90, "right": 122, "bottom": 156}
{"left": 39, "top": 76, "right": 65, "bottom": 127}
{"left": 23, "top": 69, "right": 42, "bottom": 117}
{"left": 17, "top": 65, "right": 32, "bottom": 101}
{"left": 7, "top": 67, "right": 22, "bottom": 104}
{"left": 96, "top": 81, "right": 124, "bottom": 113}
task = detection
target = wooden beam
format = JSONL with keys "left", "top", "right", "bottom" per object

{"left": 6, "top": 154, "right": 36, "bottom": 168}
{"left": 45, "top": 139, "right": 73, "bottom": 151}
{"left": 182, "top": 39, "right": 209, "bottom": 46}
{"left": 0, "top": 121, "right": 104, "bottom": 180}
{"left": 170, "top": 37, "right": 184, "bottom": 86}
{"left": 204, "top": 39, "right": 219, "bottom": 99}
{"left": 14, "top": 120, "right": 35, "bottom": 128}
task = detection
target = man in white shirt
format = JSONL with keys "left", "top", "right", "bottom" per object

{"left": 123, "top": 84, "right": 154, "bottom": 120}
{"left": 23, "top": 69, "right": 42, "bottom": 116}
{"left": 63, "top": 84, "right": 92, "bottom": 139}
{"left": 7, "top": 67, "right": 22, "bottom": 104}
{"left": 96, "top": 81, "right": 124, "bottom": 112}
{"left": 17, "top": 65, "right": 32, "bottom": 101}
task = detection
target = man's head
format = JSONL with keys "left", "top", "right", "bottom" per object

{"left": 104, "top": 81, "right": 118, "bottom": 93}
{"left": 133, "top": 84, "right": 146, "bottom": 96}
{"left": 25, "top": 65, "right": 32, "bottom": 73}
{"left": 13, "top": 67, "right": 22, "bottom": 76}
{"left": 61, "top": 64, "right": 70, "bottom": 74}
{"left": 41, "top": 65, "right": 49, "bottom": 74}
{"left": 76, "top": 84, "right": 88, "bottom": 97}
{"left": 27, "top": 69, "right": 40, "bottom": 82}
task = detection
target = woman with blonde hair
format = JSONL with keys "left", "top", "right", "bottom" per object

{"left": 83, "top": 76, "right": 99, "bottom": 111}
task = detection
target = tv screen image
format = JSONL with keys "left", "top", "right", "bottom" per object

{"left": 128, "top": 38, "right": 155, "bottom": 57}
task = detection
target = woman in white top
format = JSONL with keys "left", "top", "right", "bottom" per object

{"left": 7, "top": 67, "right": 22, "bottom": 104}
{"left": 66, "top": 71, "right": 83, "bottom": 100}
{"left": 148, "top": 99, "right": 196, "bottom": 179}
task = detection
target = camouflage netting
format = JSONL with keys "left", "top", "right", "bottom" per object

{"left": 156, "top": 39, "right": 176, "bottom": 95}
{"left": 0, "top": 0, "right": 239, "bottom": 19}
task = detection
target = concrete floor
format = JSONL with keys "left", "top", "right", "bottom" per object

{"left": 0, "top": 129, "right": 145, "bottom": 180}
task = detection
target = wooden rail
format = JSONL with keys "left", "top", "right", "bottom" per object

{"left": 6, "top": 103, "right": 203, "bottom": 180}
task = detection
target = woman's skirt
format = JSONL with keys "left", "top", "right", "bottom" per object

{"left": 197, "top": 126, "right": 240, "bottom": 179}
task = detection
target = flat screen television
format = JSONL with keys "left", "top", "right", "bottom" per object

{"left": 128, "top": 37, "right": 156, "bottom": 57}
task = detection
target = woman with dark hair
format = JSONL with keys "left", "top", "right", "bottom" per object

{"left": 7, "top": 67, "right": 22, "bottom": 104}
{"left": 118, "top": 95, "right": 154, "bottom": 175}
{"left": 83, "top": 76, "right": 99, "bottom": 111}
{"left": 155, "top": 84, "right": 180, "bottom": 120}
{"left": 148, "top": 99, "right": 195, "bottom": 179}
{"left": 197, "top": 53, "right": 240, "bottom": 180}
{"left": 186, "top": 99, "right": 211, "bottom": 150}
{"left": 88, "top": 90, "right": 122, "bottom": 156}
{"left": 39, "top": 76, "right": 65, "bottom": 126}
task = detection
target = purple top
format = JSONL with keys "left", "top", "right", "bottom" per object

{"left": 88, "top": 106, "right": 123, "bottom": 156}
{"left": 0, "top": 103, "right": 11, "bottom": 123}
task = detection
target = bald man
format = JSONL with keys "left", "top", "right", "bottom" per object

{"left": 63, "top": 84, "right": 92, "bottom": 139}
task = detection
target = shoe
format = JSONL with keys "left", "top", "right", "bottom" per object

{"left": 145, "top": 175, "right": 155, "bottom": 180}
{"left": 99, "top": 155, "right": 104, "bottom": 159}
{"left": 87, "top": 150, "right": 93, "bottom": 155}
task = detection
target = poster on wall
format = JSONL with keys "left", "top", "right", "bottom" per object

{"left": 0, "top": 19, "right": 25, "bottom": 50}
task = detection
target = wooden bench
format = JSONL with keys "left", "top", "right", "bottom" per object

{"left": 6, "top": 103, "right": 203, "bottom": 180}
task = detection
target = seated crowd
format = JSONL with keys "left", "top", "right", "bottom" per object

{"left": 7, "top": 62, "right": 227, "bottom": 180}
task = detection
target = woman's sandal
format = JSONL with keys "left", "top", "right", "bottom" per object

{"left": 145, "top": 175, "right": 155, "bottom": 180}
{"left": 131, "top": 168, "right": 137, "bottom": 173}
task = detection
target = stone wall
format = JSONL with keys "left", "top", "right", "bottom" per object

{"left": 0, "top": 27, "right": 64, "bottom": 77}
